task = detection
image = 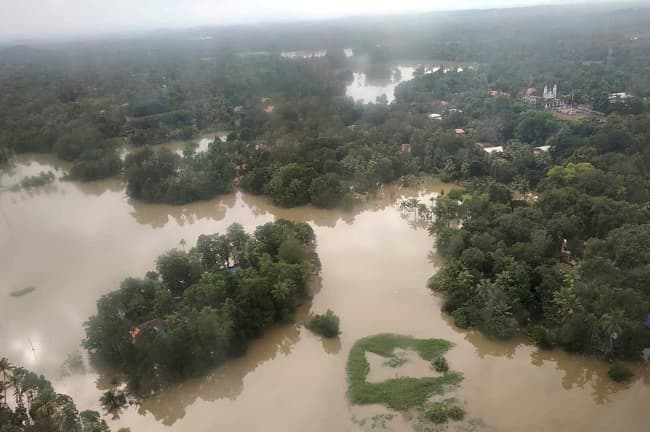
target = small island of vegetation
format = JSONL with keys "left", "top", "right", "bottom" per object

{"left": 83, "top": 220, "right": 321, "bottom": 396}
{"left": 347, "top": 334, "right": 464, "bottom": 425}
{"left": 305, "top": 309, "right": 341, "bottom": 338}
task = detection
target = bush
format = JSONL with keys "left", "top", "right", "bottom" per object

{"left": 447, "top": 405, "right": 465, "bottom": 421}
{"left": 305, "top": 310, "right": 340, "bottom": 338}
{"left": 451, "top": 308, "right": 470, "bottom": 329}
{"left": 529, "top": 325, "right": 555, "bottom": 350}
{"left": 425, "top": 404, "right": 448, "bottom": 424}
{"left": 608, "top": 364, "right": 633, "bottom": 382}
{"left": 431, "top": 356, "right": 449, "bottom": 373}
{"left": 425, "top": 402, "right": 465, "bottom": 424}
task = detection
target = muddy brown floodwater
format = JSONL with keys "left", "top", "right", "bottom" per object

{"left": 1, "top": 154, "right": 649, "bottom": 432}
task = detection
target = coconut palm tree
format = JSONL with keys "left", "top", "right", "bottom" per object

{"left": 552, "top": 284, "right": 581, "bottom": 325}
{"left": 0, "top": 357, "right": 12, "bottom": 408}
{"left": 601, "top": 309, "right": 625, "bottom": 353}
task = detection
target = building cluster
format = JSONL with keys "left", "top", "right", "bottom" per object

{"left": 522, "top": 83, "right": 562, "bottom": 108}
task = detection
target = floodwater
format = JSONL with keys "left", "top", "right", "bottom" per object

{"left": 1, "top": 155, "right": 649, "bottom": 432}
{"left": 280, "top": 50, "right": 327, "bottom": 59}
{"left": 345, "top": 62, "right": 473, "bottom": 104}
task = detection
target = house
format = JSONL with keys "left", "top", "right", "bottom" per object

{"left": 482, "top": 146, "right": 503, "bottom": 154}
{"left": 264, "top": 105, "right": 276, "bottom": 113}
{"left": 609, "top": 92, "right": 632, "bottom": 103}
{"left": 533, "top": 145, "right": 551, "bottom": 155}
{"left": 428, "top": 113, "right": 442, "bottom": 120}
{"left": 522, "top": 94, "right": 538, "bottom": 105}
{"left": 234, "top": 106, "right": 244, "bottom": 113}
{"left": 454, "top": 129, "right": 465, "bottom": 135}
{"left": 260, "top": 97, "right": 271, "bottom": 103}
{"left": 400, "top": 144, "right": 412, "bottom": 153}
{"left": 476, "top": 143, "right": 503, "bottom": 154}
{"left": 130, "top": 318, "right": 168, "bottom": 343}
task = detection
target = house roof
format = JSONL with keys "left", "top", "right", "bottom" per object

{"left": 483, "top": 146, "right": 504, "bottom": 154}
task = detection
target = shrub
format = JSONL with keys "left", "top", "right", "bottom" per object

{"left": 608, "top": 364, "right": 633, "bottom": 382}
{"left": 425, "top": 402, "right": 465, "bottom": 424}
{"left": 529, "top": 325, "right": 555, "bottom": 350}
{"left": 432, "top": 356, "right": 449, "bottom": 373}
{"left": 447, "top": 405, "right": 465, "bottom": 421}
{"left": 306, "top": 310, "right": 340, "bottom": 338}
{"left": 425, "top": 403, "right": 448, "bottom": 424}
{"left": 451, "top": 308, "right": 470, "bottom": 329}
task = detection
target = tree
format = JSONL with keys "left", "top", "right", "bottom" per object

{"left": 306, "top": 310, "right": 341, "bottom": 338}
{"left": 309, "top": 174, "right": 345, "bottom": 208}
{"left": 156, "top": 250, "right": 202, "bottom": 296}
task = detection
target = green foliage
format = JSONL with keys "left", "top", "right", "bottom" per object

{"left": 305, "top": 310, "right": 340, "bottom": 338}
{"left": 0, "top": 358, "right": 111, "bottom": 432}
{"left": 83, "top": 221, "right": 319, "bottom": 395}
{"left": 425, "top": 403, "right": 449, "bottom": 424}
{"left": 429, "top": 112, "right": 650, "bottom": 357}
{"left": 431, "top": 356, "right": 449, "bottom": 373}
{"left": 607, "top": 364, "right": 633, "bottom": 382}
{"left": 309, "top": 174, "right": 345, "bottom": 208}
{"left": 124, "top": 144, "right": 233, "bottom": 204}
{"left": 264, "top": 163, "right": 315, "bottom": 207}
{"left": 425, "top": 401, "right": 465, "bottom": 424}
{"left": 347, "top": 334, "right": 462, "bottom": 411}
{"left": 529, "top": 325, "right": 555, "bottom": 350}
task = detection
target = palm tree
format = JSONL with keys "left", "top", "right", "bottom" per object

{"left": 100, "top": 389, "right": 127, "bottom": 413}
{"left": 0, "top": 357, "right": 12, "bottom": 408}
{"left": 601, "top": 309, "right": 625, "bottom": 353}
{"left": 552, "top": 284, "right": 581, "bottom": 325}
{"left": 179, "top": 238, "right": 186, "bottom": 251}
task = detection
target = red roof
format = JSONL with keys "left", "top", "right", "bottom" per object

{"left": 264, "top": 105, "right": 276, "bottom": 113}
{"left": 454, "top": 129, "right": 465, "bottom": 135}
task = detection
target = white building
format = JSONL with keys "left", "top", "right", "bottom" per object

{"left": 543, "top": 84, "right": 558, "bottom": 100}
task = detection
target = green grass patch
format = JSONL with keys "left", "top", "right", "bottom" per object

{"left": 346, "top": 333, "right": 463, "bottom": 411}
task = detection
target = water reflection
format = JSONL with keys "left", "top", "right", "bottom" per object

{"left": 136, "top": 321, "right": 302, "bottom": 426}
{"left": 321, "top": 337, "right": 342, "bottom": 355}
{"left": 128, "top": 194, "right": 236, "bottom": 228}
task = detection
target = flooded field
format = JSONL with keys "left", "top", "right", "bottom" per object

{"left": 1, "top": 155, "right": 649, "bottom": 431}
{"left": 345, "top": 62, "right": 474, "bottom": 104}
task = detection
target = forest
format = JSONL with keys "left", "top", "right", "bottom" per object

{"left": 82, "top": 220, "right": 320, "bottom": 395}
{"left": 428, "top": 112, "right": 650, "bottom": 359}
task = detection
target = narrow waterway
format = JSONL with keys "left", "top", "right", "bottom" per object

{"left": 1, "top": 155, "right": 648, "bottom": 431}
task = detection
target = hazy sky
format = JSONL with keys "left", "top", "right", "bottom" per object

{"left": 0, "top": 0, "right": 617, "bottom": 40}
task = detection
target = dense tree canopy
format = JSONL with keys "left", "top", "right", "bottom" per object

{"left": 0, "top": 358, "right": 111, "bottom": 432}
{"left": 428, "top": 112, "right": 650, "bottom": 357}
{"left": 83, "top": 221, "right": 320, "bottom": 395}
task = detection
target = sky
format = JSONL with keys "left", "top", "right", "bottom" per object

{"left": 0, "top": 0, "right": 623, "bottom": 40}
